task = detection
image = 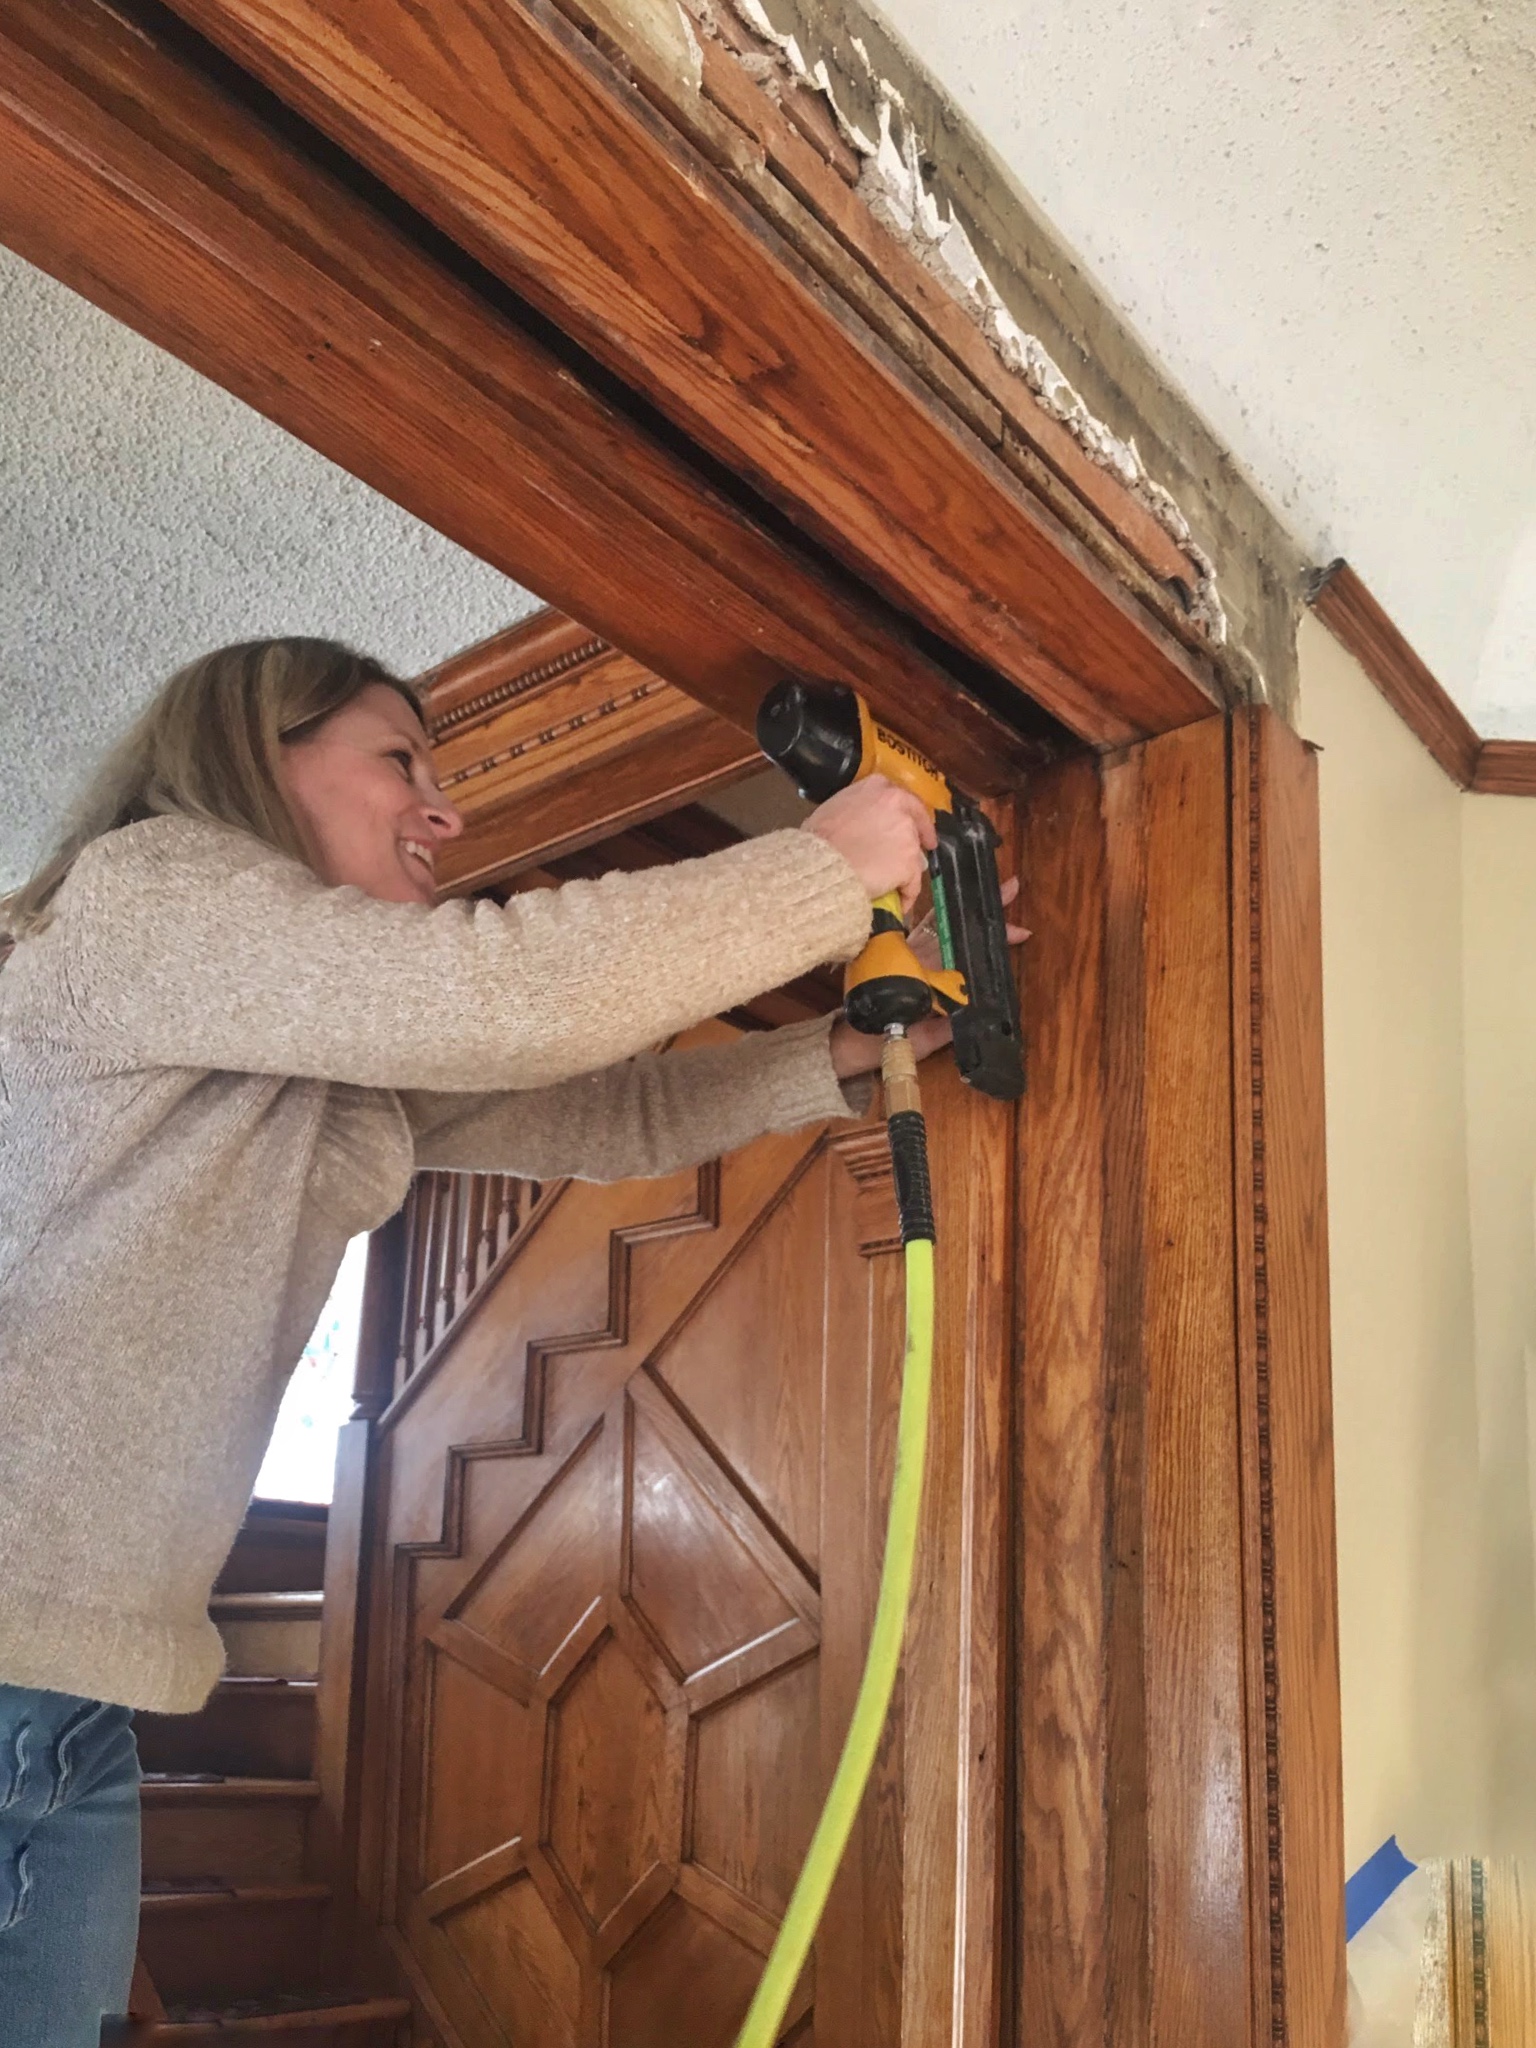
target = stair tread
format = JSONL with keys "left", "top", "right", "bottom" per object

{"left": 152, "top": 1992, "right": 409, "bottom": 2036}
{"left": 141, "top": 1881, "right": 330, "bottom": 1909}
{"left": 208, "top": 1676, "right": 318, "bottom": 1691}
{"left": 210, "top": 1591, "right": 324, "bottom": 1619}
{"left": 142, "top": 1776, "right": 319, "bottom": 1804}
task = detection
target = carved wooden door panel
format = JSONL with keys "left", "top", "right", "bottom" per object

{"left": 351, "top": 1092, "right": 979, "bottom": 2048}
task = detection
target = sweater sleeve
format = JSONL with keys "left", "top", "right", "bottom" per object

{"left": 58, "top": 819, "right": 873, "bottom": 1092}
{"left": 402, "top": 1015, "right": 876, "bottom": 1180}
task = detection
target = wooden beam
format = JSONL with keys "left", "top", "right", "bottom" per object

{"left": 1308, "top": 559, "right": 1481, "bottom": 787}
{"left": 158, "top": 0, "right": 1221, "bottom": 749}
{"left": 0, "top": 0, "right": 1051, "bottom": 796}
{"left": 418, "top": 613, "right": 762, "bottom": 893}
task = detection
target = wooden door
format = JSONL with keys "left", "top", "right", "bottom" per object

{"left": 340, "top": 1039, "right": 1013, "bottom": 2048}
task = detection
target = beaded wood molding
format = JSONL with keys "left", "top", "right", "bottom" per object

{"left": 418, "top": 611, "right": 763, "bottom": 892}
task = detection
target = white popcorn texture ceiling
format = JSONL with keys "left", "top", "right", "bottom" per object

{"left": 0, "top": 245, "right": 539, "bottom": 891}
{"left": 874, "top": 0, "right": 1536, "bottom": 736}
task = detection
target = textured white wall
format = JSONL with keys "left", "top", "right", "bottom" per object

{"left": 872, "top": 0, "right": 1536, "bottom": 733}
{"left": 0, "top": 248, "right": 539, "bottom": 890}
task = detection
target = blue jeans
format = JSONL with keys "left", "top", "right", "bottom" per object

{"left": 0, "top": 1687, "right": 140, "bottom": 2048}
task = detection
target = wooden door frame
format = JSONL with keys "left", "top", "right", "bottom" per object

{"left": 0, "top": 5, "right": 1345, "bottom": 2040}
{"left": 1018, "top": 710, "right": 1345, "bottom": 2047}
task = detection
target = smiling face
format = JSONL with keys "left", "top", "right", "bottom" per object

{"left": 276, "top": 682, "right": 463, "bottom": 905}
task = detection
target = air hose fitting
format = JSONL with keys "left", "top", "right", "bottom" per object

{"left": 880, "top": 1027, "right": 935, "bottom": 1245}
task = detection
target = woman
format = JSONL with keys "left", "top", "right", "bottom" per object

{"left": 0, "top": 636, "right": 959, "bottom": 2043}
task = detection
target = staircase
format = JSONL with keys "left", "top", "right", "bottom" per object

{"left": 131, "top": 1500, "right": 409, "bottom": 2046}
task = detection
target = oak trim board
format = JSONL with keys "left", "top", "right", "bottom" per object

{"left": 1471, "top": 741, "right": 1536, "bottom": 797}
{"left": 1230, "top": 709, "right": 1347, "bottom": 2047}
{"left": 1308, "top": 559, "right": 1536, "bottom": 796}
{"left": 159, "top": 0, "right": 1222, "bottom": 750}
{"left": 1015, "top": 711, "right": 1346, "bottom": 2048}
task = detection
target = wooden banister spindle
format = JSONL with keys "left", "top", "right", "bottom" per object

{"left": 413, "top": 1176, "right": 446, "bottom": 1367}
{"left": 396, "top": 1183, "right": 429, "bottom": 1386}
{"left": 433, "top": 1175, "right": 461, "bottom": 1347}
{"left": 453, "top": 1175, "right": 480, "bottom": 1315}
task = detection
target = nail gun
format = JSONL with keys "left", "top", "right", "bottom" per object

{"left": 756, "top": 679, "right": 1024, "bottom": 1102}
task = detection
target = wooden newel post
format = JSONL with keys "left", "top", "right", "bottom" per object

{"left": 1017, "top": 709, "right": 1346, "bottom": 2048}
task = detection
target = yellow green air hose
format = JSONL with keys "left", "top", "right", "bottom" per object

{"left": 733, "top": 1032, "right": 935, "bottom": 2048}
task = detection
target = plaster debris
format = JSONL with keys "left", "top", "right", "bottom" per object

{"left": 719, "top": 0, "right": 1228, "bottom": 643}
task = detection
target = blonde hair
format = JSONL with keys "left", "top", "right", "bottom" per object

{"left": 2, "top": 638, "right": 424, "bottom": 944}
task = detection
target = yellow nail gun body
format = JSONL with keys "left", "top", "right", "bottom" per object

{"left": 756, "top": 680, "right": 1023, "bottom": 1101}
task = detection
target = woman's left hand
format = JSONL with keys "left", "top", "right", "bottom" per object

{"left": 828, "top": 877, "right": 1029, "bottom": 1081}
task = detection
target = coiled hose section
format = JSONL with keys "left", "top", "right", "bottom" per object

{"left": 732, "top": 1031, "right": 935, "bottom": 2048}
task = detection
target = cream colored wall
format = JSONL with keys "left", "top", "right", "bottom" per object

{"left": 1299, "top": 614, "right": 1486, "bottom": 1870}
{"left": 1461, "top": 796, "right": 1536, "bottom": 1856}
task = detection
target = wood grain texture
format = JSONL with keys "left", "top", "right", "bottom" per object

{"left": 1229, "top": 709, "right": 1346, "bottom": 2048}
{"left": 336, "top": 1024, "right": 1010, "bottom": 2044}
{"left": 561, "top": 0, "right": 1201, "bottom": 668}
{"left": 1016, "top": 752, "right": 1119, "bottom": 2048}
{"left": 1471, "top": 740, "right": 1536, "bottom": 796}
{"left": 1308, "top": 560, "right": 1480, "bottom": 788}
{"left": 159, "top": 0, "right": 1221, "bottom": 747}
{"left": 1139, "top": 719, "right": 1252, "bottom": 2045}
{"left": 1016, "top": 714, "right": 1343, "bottom": 2047}
{"left": 1482, "top": 1859, "right": 1536, "bottom": 2043}
{"left": 0, "top": 0, "right": 1048, "bottom": 796}
{"left": 901, "top": 949, "right": 1017, "bottom": 2048}
{"left": 1096, "top": 749, "right": 1156, "bottom": 2048}
{"left": 687, "top": 38, "right": 1207, "bottom": 611}
{"left": 1018, "top": 725, "right": 1253, "bottom": 2048}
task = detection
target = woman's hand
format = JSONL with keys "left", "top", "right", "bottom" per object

{"left": 828, "top": 877, "right": 1029, "bottom": 1081}
{"left": 802, "top": 775, "right": 936, "bottom": 914}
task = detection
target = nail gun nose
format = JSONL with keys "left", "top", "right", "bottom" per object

{"left": 755, "top": 678, "right": 864, "bottom": 801}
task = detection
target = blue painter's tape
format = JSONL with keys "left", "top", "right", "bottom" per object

{"left": 1346, "top": 1835, "right": 1417, "bottom": 1941}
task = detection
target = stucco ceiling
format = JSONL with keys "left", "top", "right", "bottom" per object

{"left": 875, "top": 0, "right": 1536, "bottom": 735}
{"left": 0, "top": 246, "right": 537, "bottom": 892}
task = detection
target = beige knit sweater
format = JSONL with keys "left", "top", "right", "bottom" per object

{"left": 0, "top": 815, "right": 872, "bottom": 1713}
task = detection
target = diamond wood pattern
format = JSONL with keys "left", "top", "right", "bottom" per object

{"left": 347, "top": 1069, "right": 999, "bottom": 2047}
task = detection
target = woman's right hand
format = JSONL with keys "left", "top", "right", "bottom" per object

{"left": 802, "top": 774, "right": 936, "bottom": 913}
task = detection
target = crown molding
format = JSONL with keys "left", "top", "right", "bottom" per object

{"left": 418, "top": 611, "right": 762, "bottom": 892}
{"left": 420, "top": 613, "right": 611, "bottom": 738}
{"left": 1469, "top": 742, "right": 1536, "bottom": 798}
{"left": 1306, "top": 560, "right": 1536, "bottom": 796}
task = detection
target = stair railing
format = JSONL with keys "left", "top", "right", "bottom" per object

{"left": 350, "top": 1172, "right": 552, "bottom": 1418}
